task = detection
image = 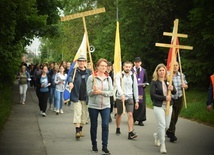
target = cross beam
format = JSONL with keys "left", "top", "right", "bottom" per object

{"left": 61, "top": 7, "right": 106, "bottom": 21}
{"left": 60, "top": 7, "right": 106, "bottom": 83}
{"left": 155, "top": 19, "right": 193, "bottom": 115}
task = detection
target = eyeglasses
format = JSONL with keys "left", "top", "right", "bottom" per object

{"left": 99, "top": 65, "right": 107, "bottom": 67}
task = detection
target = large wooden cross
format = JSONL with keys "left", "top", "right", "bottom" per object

{"left": 155, "top": 19, "right": 193, "bottom": 115}
{"left": 60, "top": 7, "right": 106, "bottom": 76}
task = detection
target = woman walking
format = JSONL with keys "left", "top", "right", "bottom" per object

{"left": 54, "top": 65, "right": 67, "bottom": 114}
{"left": 150, "top": 63, "right": 176, "bottom": 154}
{"left": 87, "top": 58, "right": 113, "bottom": 154}
{"left": 36, "top": 66, "right": 51, "bottom": 117}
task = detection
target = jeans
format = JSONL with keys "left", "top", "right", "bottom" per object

{"left": 55, "top": 90, "right": 63, "bottom": 110}
{"left": 19, "top": 84, "right": 28, "bottom": 102}
{"left": 88, "top": 108, "right": 110, "bottom": 148}
{"left": 49, "top": 87, "right": 56, "bottom": 108}
{"left": 154, "top": 105, "right": 172, "bottom": 145}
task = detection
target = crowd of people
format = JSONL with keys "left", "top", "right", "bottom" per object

{"left": 17, "top": 55, "right": 203, "bottom": 154}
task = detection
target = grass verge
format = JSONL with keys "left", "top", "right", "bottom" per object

{"left": 145, "top": 86, "right": 214, "bottom": 127}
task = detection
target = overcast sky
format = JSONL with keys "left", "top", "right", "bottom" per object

{"left": 26, "top": 37, "right": 41, "bottom": 55}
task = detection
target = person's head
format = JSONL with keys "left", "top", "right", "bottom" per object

{"left": 107, "top": 61, "right": 113, "bottom": 72}
{"left": 21, "top": 65, "right": 26, "bottom": 72}
{"left": 66, "top": 62, "right": 71, "bottom": 69}
{"left": 77, "top": 55, "right": 87, "bottom": 69}
{"left": 42, "top": 65, "right": 48, "bottom": 74}
{"left": 123, "top": 61, "right": 133, "bottom": 73}
{"left": 59, "top": 65, "right": 65, "bottom": 73}
{"left": 53, "top": 65, "right": 59, "bottom": 73}
{"left": 134, "top": 57, "right": 142, "bottom": 68}
{"left": 173, "top": 61, "right": 179, "bottom": 73}
{"left": 152, "top": 63, "right": 168, "bottom": 81}
{"left": 96, "top": 58, "right": 108, "bottom": 74}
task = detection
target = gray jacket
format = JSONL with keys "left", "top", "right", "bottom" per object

{"left": 87, "top": 75, "right": 113, "bottom": 110}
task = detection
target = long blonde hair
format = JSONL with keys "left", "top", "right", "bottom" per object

{"left": 152, "top": 63, "right": 168, "bottom": 81}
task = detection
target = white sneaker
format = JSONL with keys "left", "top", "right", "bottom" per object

{"left": 153, "top": 133, "right": 160, "bottom": 146}
{"left": 40, "top": 111, "right": 43, "bottom": 115}
{"left": 160, "top": 144, "right": 167, "bottom": 154}
{"left": 42, "top": 112, "right": 46, "bottom": 117}
{"left": 60, "top": 109, "right": 64, "bottom": 114}
{"left": 22, "top": 101, "right": 25, "bottom": 104}
{"left": 56, "top": 110, "right": 59, "bottom": 115}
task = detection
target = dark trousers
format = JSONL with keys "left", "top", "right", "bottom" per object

{"left": 167, "top": 96, "right": 183, "bottom": 135}
{"left": 38, "top": 92, "right": 49, "bottom": 112}
{"left": 88, "top": 108, "right": 110, "bottom": 148}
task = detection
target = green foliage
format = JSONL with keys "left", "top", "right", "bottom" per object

{"left": 0, "top": 84, "right": 12, "bottom": 130}
{"left": 145, "top": 86, "right": 214, "bottom": 127}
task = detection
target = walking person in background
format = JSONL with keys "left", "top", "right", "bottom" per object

{"left": 68, "top": 55, "right": 91, "bottom": 139}
{"left": 36, "top": 66, "right": 51, "bottom": 117}
{"left": 150, "top": 63, "right": 176, "bottom": 154}
{"left": 166, "top": 61, "right": 188, "bottom": 142}
{"left": 17, "top": 65, "right": 30, "bottom": 104}
{"left": 106, "top": 61, "right": 114, "bottom": 122}
{"left": 55, "top": 65, "right": 67, "bottom": 115}
{"left": 206, "top": 73, "right": 214, "bottom": 111}
{"left": 115, "top": 61, "right": 139, "bottom": 140}
{"left": 49, "top": 65, "right": 59, "bottom": 111}
{"left": 132, "top": 57, "right": 149, "bottom": 126}
{"left": 87, "top": 58, "right": 113, "bottom": 154}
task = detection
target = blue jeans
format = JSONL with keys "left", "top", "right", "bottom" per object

{"left": 88, "top": 108, "right": 110, "bottom": 148}
{"left": 55, "top": 90, "right": 63, "bottom": 110}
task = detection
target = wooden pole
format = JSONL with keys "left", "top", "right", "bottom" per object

{"left": 155, "top": 19, "right": 193, "bottom": 115}
{"left": 177, "top": 50, "right": 187, "bottom": 108}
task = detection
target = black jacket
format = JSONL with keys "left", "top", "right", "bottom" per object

{"left": 150, "top": 80, "right": 176, "bottom": 107}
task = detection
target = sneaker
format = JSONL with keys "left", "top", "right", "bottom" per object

{"left": 128, "top": 131, "right": 137, "bottom": 139}
{"left": 79, "top": 131, "right": 84, "bottom": 137}
{"left": 153, "top": 133, "right": 160, "bottom": 146}
{"left": 22, "top": 101, "right": 25, "bottom": 104}
{"left": 114, "top": 114, "right": 117, "bottom": 119}
{"left": 92, "top": 145, "right": 98, "bottom": 152}
{"left": 160, "top": 144, "right": 167, "bottom": 154}
{"left": 56, "top": 110, "right": 59, "bottom": 115}
{"left": 116, "top": 128, "right": 121, "bottom": 135}
{"left": 75, "top": 132, "right": 80, "bottom": 139}
{"left": 169, "top": 135, "right": 177, "bottom": 142}
{"left": 102, "top": 147, "right": 110, "bottom": 155}
{"left": 60, "top": 109, "right": 64, "bottom": 114}
{"left": 40, "top": 111, "right": 43, "bottom": 115}
{"left": 109, "top": 115, "right": 112, "bottom": 123}
{"left": 42, "top": 112, "right": 46, "bottom": 117}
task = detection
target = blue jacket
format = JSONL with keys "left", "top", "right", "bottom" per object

{"left": 68, "top": 67, "right": 91, "bottom": 103}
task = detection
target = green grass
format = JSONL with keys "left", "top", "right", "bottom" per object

{"left": 0, "top": 84, "right": 13, "bottom": 131}
{"left": 145, "top": 86, "right": 214, "bottom": 127}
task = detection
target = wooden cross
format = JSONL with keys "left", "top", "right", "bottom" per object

{"left": 155, "top": 19, "right": 193, "bottom": 115}
{"left": 60, "top": 7, "right": 106, "bottom": 78}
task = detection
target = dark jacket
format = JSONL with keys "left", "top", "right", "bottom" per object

{"left": 36, "top": 74, "right": 51, "bottom": 93}
{"left": 150, "top": 80, "right": 176, "bottom": 107}
{"left": 68, "top": 67, "right": 91, "bottom": 103}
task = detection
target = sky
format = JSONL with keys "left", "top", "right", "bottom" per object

{"left": 26, "top": 37, "right": 41, "bottom": 55}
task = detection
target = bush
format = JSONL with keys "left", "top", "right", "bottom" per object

{"left": 0, "top": 84, "right": 13, "bottom": 131}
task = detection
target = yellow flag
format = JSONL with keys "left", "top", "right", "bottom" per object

{"left": 114, "top": 21, "right": 122, "bottom": 76}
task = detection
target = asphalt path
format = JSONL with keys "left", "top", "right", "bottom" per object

{"left": 0, "top": 81, "right": 213, "bottom": 155}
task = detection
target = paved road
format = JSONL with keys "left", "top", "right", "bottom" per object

{"left": 0, "top": 82, "right": 213, "bottom": 155}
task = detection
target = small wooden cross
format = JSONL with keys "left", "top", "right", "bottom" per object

{"left": 155, "top": 19, "right": 193, "bottom": 115}
{"left": 60, "top": 7, "right": 106, "bottom": 80}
